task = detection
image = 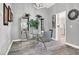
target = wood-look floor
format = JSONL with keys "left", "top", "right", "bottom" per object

{"left": 8, "top": 40, "right": 79, "bottom": 55}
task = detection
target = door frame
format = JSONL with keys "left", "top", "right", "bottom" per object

{"left": 56, "top": 10, "right": 66, "bottom": 43}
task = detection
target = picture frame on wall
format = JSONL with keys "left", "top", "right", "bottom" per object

{"left": 52, "top": 15, "right": 56, "bottom": 28}
{"left": 8, "top": 6, "right": 13, "bottom": 22}
{"left": 11, "top": 12, "right": 13, "bottom": 22}
{"left": 3, "top": 3, "right": 8, "bottom": 25}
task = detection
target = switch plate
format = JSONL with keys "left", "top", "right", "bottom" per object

{"left": 70, "top": 25, "right": 72, "bottom": 28}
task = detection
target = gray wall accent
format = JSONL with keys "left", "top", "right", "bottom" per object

{"left": 0, "top": 3, "right": 12, "bottom": 54}
{"left": 11, "top": 3, "right": 50, "bottom": 39}
{"left": 48, "top": 3, "right": 79, "bottom": 46}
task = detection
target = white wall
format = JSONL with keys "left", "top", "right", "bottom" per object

{"left": 0, "top": 3, "right": 12, "bottom": 54}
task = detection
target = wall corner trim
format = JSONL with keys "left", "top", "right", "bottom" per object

{"left": 65, "top": 42, "right": 79, "bottom": 49}
{"left": 5, "top": 39, "right": 28, "bottom": 55}
{"left": 5, "top": 41, "right": 13, "bottom": 55}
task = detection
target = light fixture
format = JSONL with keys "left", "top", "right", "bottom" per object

{"left": 33, "top": 3, "right": 55, "bottom": 9}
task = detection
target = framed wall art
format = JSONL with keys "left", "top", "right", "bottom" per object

{"left": 11, "top": 12, "right": 13, "bottom": 22}
{"left": 52, "top": 15, "right": 56, "bottom": 28}
{"left": 8, "top": 6, "right": 13, "bottom": 22}
{"left": 3, "top": 3, "right": 8, "bottom": 25}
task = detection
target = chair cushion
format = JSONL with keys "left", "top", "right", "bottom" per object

{"left": 42, "top": 31, "right": 52, "bottom": 42}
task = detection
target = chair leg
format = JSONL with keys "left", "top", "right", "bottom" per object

{"left": 39, "top": 37, "right": 47, "bottom": 51}
{"left": 21, "top": 31, "right": 22, "bottom": 34}
{"left": 25, "top": 31, "right": 27, "bottom": 39}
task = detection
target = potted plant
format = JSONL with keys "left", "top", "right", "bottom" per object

{"left": 27, "top": 19, "right": 39, "bottom": 35}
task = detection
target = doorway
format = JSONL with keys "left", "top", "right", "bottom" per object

{"left": 56, "top": 11, "right": 66, "bottom": 43}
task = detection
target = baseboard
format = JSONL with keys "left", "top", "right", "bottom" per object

{"left": 5, "top": 40, "right": 14, "bottom": 55}
{"left": 65, "top": 42, "right": 79, "bottom": 49}
{"left": 5, "top": 39, "right": 28, "bottom": 55}
{"left": 13, "top": 39, "right": 22, "bottom": 42}
{"left": 13, "top": 39, "right": 27, "bottom": 42}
